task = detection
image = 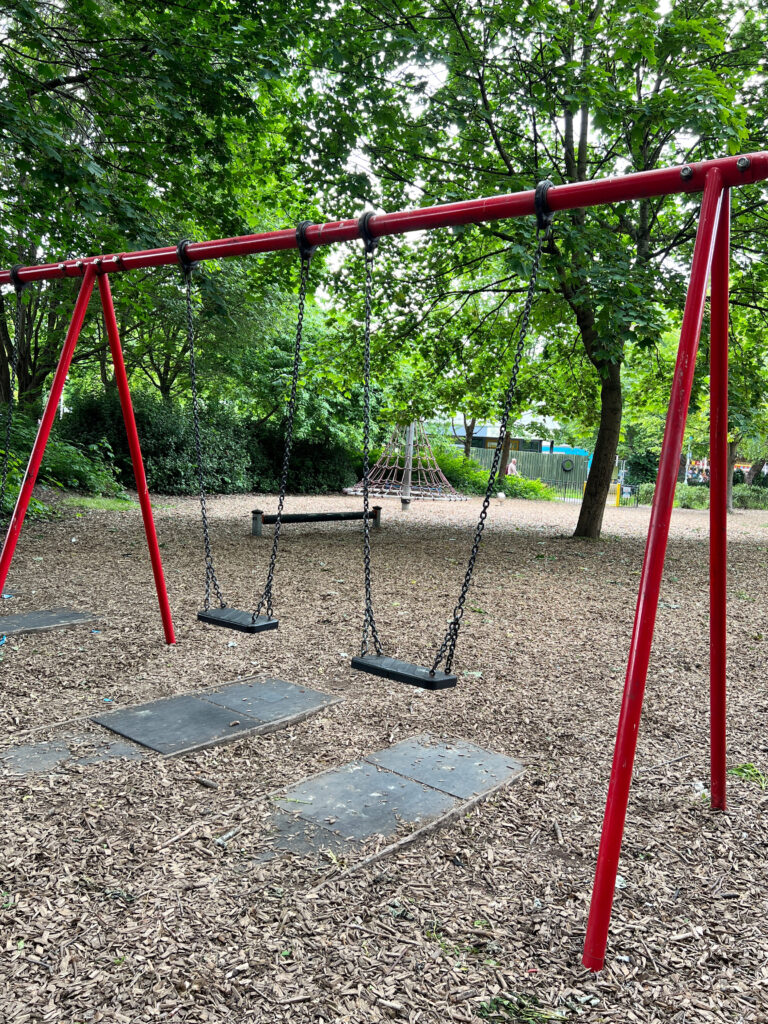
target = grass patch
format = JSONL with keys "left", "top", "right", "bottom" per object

{"left": 727, "top": 763, "right": 767, "bottom": 789}
{"left": 62, "top": 496, "right": 138, "bottom": 512}
{"left": 478, "top": 993, "right": 565, "bottom": 1021}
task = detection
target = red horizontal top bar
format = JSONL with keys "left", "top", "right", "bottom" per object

{"left": 2, "top": 152, "right": 767, "bottom": 286}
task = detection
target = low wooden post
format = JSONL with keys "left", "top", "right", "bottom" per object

{"left": 251, "top": 509, "right": 264, "bottom": 537}
{"left": 372, "top": 505, "right": 382, "bottom": 529}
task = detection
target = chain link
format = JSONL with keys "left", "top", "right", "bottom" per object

{"left": 184, "top": 269, "right": 227, "bottom": 611}
{"left": 252, "top": 254, "right": 309, "bottom": 621}
{"left": 360, "top": 247, "right": 383, "bottom": 657}
{"left": 0, "top": 290, "right": 22, "bottom": 520}
{"left": 431, "top": 229, "right": 547, "bottom": 676}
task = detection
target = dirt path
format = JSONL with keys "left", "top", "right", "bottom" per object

{"left": 1, "top": 493, "right": 767, "bottom": 1022}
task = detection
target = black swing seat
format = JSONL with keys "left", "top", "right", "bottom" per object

{"left": 197, "top": 607, "right": 279, "bottom": 634}
{"left": 351, "top": 654, "right": 457, "bottom": 691}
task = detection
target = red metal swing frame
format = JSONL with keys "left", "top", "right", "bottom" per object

{"left": 1, "top": 152, "right": 766, "bottom": 969}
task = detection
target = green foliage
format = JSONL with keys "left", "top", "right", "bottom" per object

{"left": 0, "top": 449, "right": 51, "bottom": 520}
{"left": 58, "top": 390, "right": 250, "bottom": 495}
{"left": 18, "top": 413, "right": 120, "bottom": 494}
{"left": 636, "top": 482, "right": 709, "bottom": 508}
{"left": 732, "top": 486, "right": 768, "bottom": 510}
{"left": 477, "top": 992, "right": 564, "bottom": 1021}
{"left": 675, "top": 485, "right": 711, "bottom": 510}
{"left": 637, "top": 482, "right": 768, "bottom": 511}
{"left": 636, "top": 482, "right": 657, "bottom": 506}
{"left": 0, "top": 408, "right": 121, "bottom": 518}
{"left": 727, "top": 763, "right": 767, "bottom": 789}
{"left": 434, "top": 446, "right": 554, "bottom": 502}
{"left": 58, "top": 390, "right": 359, "bottom": 496}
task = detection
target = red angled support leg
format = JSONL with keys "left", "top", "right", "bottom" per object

{"left": 582, "top": 170, "right": 726, "bottom": 972}
{"left": 0, "top": 266, "right": 97, "bottom": 593}
{"left": 709, "top": 190, "right": 730, "bottom": 811}
{"left": 98, "top": 274, "right": 176, "bottom": 645}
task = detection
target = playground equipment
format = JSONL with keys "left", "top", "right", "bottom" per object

{"left": 349, "top": 198, "right": 550, "bottom": 690}
{"left": 177, "top": 232, "right": 311, "bottom": 634}
{"left": 345, "top": 420, "right": 466, "bottom": 508}
{"left": 0, "top": 152, "right": 766, "bottom": 970}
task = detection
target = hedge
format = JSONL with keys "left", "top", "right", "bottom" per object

{"left": 58, "top": 390, "right": 360, "bottom": 496}
{"left": 636, "top": 481, "right": 768, "bottom": 510}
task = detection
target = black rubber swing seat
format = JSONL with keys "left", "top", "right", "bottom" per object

{"left": 351, "top": 654, "right": 457, "bottom": 691}
{"left": 197, "top": 607, "right": 279, "bottom": 634}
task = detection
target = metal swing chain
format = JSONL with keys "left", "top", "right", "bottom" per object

{"left": 359, "top": 219, "right": 383, "bottom": 657}
{"left": 0, "top": 270, "right": 24, "bottom": 518}
{"left": 431, "top": 184, "right": 554, "bottom": 676}
{"left": 253, "top": 235, "right": 312, "bottom": 622}
{"left": 179, "top": 244, "right": 227, "bottom": 611}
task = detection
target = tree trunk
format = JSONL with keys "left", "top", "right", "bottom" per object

{"left": 745, "top": 458, "right": 765, "bottom": 486}
{"left": 726, "top": 439, "right": 739, "bottom": 512}
{"left": 462, "top": 416, "right": 476, "bottom": 459}
{"left": 574, "top": 364, "right": 622, "bottom": 538}
{"left": 498, "top": 432, "right": 512, "bottom": 480}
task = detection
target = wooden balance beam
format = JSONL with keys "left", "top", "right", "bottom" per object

{"left": 251, "top": 506, "right": 382, "bottom": 537}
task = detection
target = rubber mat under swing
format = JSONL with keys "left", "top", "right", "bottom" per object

{"left": 0, "top": 607, "right": 99, "bottom": 637}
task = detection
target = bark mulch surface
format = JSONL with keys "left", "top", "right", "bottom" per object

{"left": 1, "top": 493, "right": 767, "bottom": 1023}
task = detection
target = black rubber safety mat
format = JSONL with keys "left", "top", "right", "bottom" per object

{"left": 366, "top": 736, "right": 523, "bottom": 799}
{"left": 93, "top": 694, "right": 267, "bottom": 756}
{"left": 263, "top": 735, "right": 523, "bottom": 858}
{"left": 273, "top": 760, "right": 457, "bottom": 841}
{"left": 93, "top": 679, "right": 339, "bottom": 756}
{"left": 251, "top": 816, "right": 358, "bottom": 864}
{"left": 197, "top": 607, "right": 278, "bottom": 633}
{"left": 1, "top": 735, "right": 144, "bottom": 775}
{"left": 351, "top": 654, "right": 457, "bottom": 690}
{"left": 205, "top": 679, "right": 335, "bottom": 722}
{"left": 0, "top": 607, "right": 99, "bottom": 637}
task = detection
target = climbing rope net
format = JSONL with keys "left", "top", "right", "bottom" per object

{"left": 346, "top": 421, "right": 467, "bottom": 501}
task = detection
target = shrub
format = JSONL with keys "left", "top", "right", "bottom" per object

{"left": 60, "top": 389, "right": 361, "bottom": 496}
{"left": 244, "top": 423, "right": 360, "bottom": 494}
{"left": 0, "top": 406, "right": 121, "bottom": 518}
{"left": 285, "top": 436, "right": 360, "bottom": 493}
{"left": 732, "top": 485, "right": 768, "bottom": 510}
{"left": 675, "top": 483, "right": 709, "bottom": 509}
{"left": 636, "top": 481, "right": 768, "bottom": 511}
{"left": 61, "top": 390, "right": 251, "bottom": 495}
{"left": 636, "top": 482, "right": 656, "bottom": 506}
{"left": 434, "top": 445, "right": 555, "bottom": 501}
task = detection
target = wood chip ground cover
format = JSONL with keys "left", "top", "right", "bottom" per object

{"left": 1, "top": 493, "right": 767, "bottom": 1022}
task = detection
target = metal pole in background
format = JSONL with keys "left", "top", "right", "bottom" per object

{"left": 98, "top": 273, "right": 177, "bottom": 645}
{"left": 401, "top": 421, "right": 414, "bottom": 511}
{"left": 0, "top": 266, "right": 97, "bottom": 593}
{"left": 709, "top": 189, "right": 730, "bottom": 811}
{"left": 582, "top": 171, "right": 725, "bottom": 972}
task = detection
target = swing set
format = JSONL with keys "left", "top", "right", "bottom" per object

{"left": 1, "top": 151, "right": 766, "bottom": 970}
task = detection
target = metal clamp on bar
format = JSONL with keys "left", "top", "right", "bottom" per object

{"left": 535, "top": 179, "right": 555, "bottom": 233}
{"left": 358, "top": 211, "right": 379, "bottom": 255}
{"left": 176, "top": 238, "right": 198, "bottom": 278}
{"left": 296, "top": 221, "right": 317, "bottom": 261}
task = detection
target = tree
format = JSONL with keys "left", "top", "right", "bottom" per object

{"left": 301, "top": 0, "right": 764, "bottom": 535}
{"left": 0, "top": 0, "right": 318, "bottom": 408}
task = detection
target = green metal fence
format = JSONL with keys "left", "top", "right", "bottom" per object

{"left": 467, "top": 446, "right": 591, "bottom": 500}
